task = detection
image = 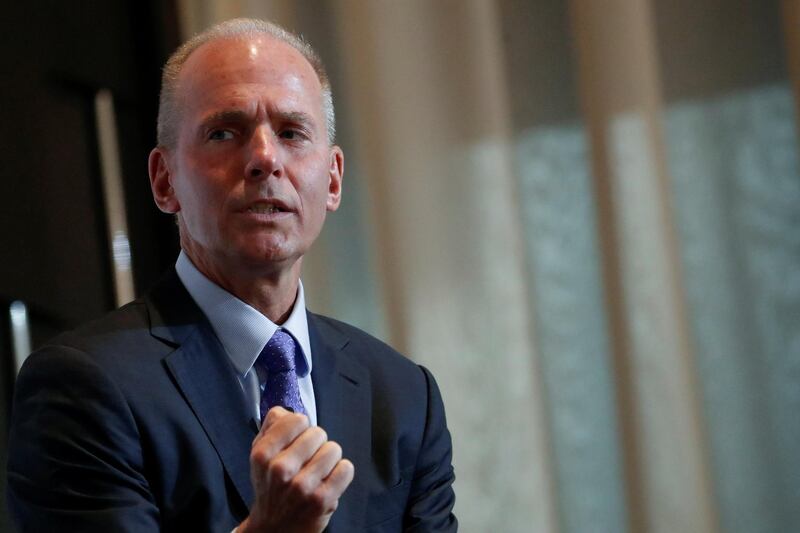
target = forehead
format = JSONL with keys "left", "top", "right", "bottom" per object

{"left": 177, "top": 35, "right": 323, "bottom": 117}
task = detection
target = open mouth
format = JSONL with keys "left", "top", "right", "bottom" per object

{"left": 246, "top": 204, "right": 287, "bottom": 214}
{"left": 244, "top": 198, "right": 294, "bottom": 215}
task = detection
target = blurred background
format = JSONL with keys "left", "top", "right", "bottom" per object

{"left": 1, "top": 1, "right": 798, "bottom": 532}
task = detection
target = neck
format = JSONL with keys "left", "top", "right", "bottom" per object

{"left": 184, "top": 249, "right": 302, "bottom": 324}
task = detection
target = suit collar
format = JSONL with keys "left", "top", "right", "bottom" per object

{"left": 174, "top": 251, "right": 314, "bottom": 379}
{"left": 144, "top": 269, "right": 256, "bottom": 515}
{"left": 146, "top": 268, "right": 206, "bottom": 347}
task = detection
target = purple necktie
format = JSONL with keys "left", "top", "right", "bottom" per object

{"left": 255, "top": 329, "right": 306, "bottom": 423}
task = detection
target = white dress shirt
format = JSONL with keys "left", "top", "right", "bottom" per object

{"left": 175, "top": 251, "right": 317, "bottom": 426}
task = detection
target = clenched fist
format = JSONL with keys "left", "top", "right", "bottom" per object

{"left": 237, "top": 407, "right": 355, "bottom": 533}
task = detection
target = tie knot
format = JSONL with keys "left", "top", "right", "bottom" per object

{"left": 255, "top": 328, "right": 307, "bottom": 419}
{"left": 258, "top": 329, "right": 297, "bottom": 374}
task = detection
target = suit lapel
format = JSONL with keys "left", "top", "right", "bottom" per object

{"left": 308, "top": 313, "right": 371, "bottom": 531}
{"left": 146, "top": 270, "right": 256, "bottom": 512}
{"left": 144, "top": 272, "right": 371, "bottom": 525}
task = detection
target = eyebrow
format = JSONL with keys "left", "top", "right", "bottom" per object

{"left": 202, "top": 110, "right": 249, "bottom": 124}
{"left": 274, "top": 110, "right": 314, "bottom": 125}
{"left": 200, "top": 109, "right": 315, "bottom": 127}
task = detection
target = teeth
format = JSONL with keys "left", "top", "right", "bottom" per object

{"left": 248, "top": 205, "right": 281, "bottom": 214}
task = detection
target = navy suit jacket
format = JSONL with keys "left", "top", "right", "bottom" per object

{"left": 7, "top": 270, "right": 457, "bottom": 532}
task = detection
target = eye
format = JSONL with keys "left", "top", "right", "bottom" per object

{"left": 278, "top": 129, "right": 307, "bottom": 141}
{"left": 208, "top": 129, "right": 234, "bottom": 141}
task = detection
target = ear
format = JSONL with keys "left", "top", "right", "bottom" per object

{"left": 326, "top": 145, "right": 344, "bottom": 212}
{"left": 148, "top": 147, "right": 180, "bottom": 214}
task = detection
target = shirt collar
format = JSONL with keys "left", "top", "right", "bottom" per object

{"left": 175, "top": 250, "right": 312, "bottom": 378}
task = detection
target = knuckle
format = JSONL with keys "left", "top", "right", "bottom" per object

{"left": 289, "top": 475, "right": 312, "bottom": 497}
{"left": 289, "top": 411, "right": 309, "bottom": 428}
{"left": 328, "top": 498, "right": 340, "bottom": 513}
{"left": 307, "top": 488, "right": 330, "bottom": 514}
{"left": 268, "top": 457, "right": 294, "bottom": 483}
{"left": 250, "top": 447, "right": 270, "bottom": 468}
{"left": 329, "top": 460, "right": 354, "bottom": 489}
{"left": 336, "top": 459, "right": 354, "bottom": 483}
{"left": 340, "top": 458, "right": 355, "bottom": 475}
{"left": 324, "top": 441, "right": 342, "bottom": 459}
{"left": 265, "top": 406, "right": 283, "bottom": 424}
{"left": 309, "top": 426, "right": 327, "bottom": 443}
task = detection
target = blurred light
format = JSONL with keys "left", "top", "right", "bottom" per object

{"left": 113, "top": 230, "right": 131, "bottom": 271}
{"left": 10, "top": 300, "right": 31, "bottom": 375}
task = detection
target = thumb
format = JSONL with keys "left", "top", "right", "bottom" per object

{"left": 260, "top": 406, "right": 290, "bottom": 433}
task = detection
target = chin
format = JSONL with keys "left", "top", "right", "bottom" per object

{"left": 236, "top": 243, "right": 299, "bottom": 268}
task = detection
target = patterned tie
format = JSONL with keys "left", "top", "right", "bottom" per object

{"left": 255, "top": 329, "right": 306, "bottom": 423}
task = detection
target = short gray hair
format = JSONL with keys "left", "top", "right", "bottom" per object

{"left": 157, "top": 18, "right": 335, "bottom": 147}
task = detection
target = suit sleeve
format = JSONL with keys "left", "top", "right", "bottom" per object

{"left": 404, "top": 366, "right": 458, "bottom": 532}
{"left": 7, "top": 344, "right": 161, "bottom": 532}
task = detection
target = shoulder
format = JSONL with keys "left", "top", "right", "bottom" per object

{"left": 18, "top": 298, "right": 170, "bottom": 395}
{"left": 46, "top": 299, "right": 151, "bottom": 352}
{"left": 308, "top": 311, "right": 422, "bottom": 374}
{"left": 307, "top": 312, "right": 437, "bottom": 410}
{"left": 11, "top": 300, "right": 156, "bottom": 443}
{"left": 29, "top": 266, "right": 193, "bottom": 368}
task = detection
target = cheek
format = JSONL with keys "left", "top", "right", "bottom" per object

{"left": 301, "top": 184, "right": 331, "bottom": 222}
{"left": 174, "top": 183, "right": 232, "bottom": 244}
{"left": 300, "top": 160, "right": 334, "bottom": 206}
{"left": 177, "top": 160, "right": 232, "bottom": 208}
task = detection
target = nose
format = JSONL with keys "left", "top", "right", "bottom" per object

{"left": 244, "top": 126, "right": 283, "bottom": 180}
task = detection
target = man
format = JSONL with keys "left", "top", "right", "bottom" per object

{"left": 7, "top": 18, "right": 457, "bottom": 532}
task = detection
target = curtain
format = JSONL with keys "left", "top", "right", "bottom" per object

{"left": 178, "top": 1, "right": 800, "bottom": 531}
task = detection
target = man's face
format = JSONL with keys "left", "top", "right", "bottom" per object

{"left": 150, "top": 36, "right": 342, "bottom": 276}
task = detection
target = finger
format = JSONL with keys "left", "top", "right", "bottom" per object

{"left": 298, "top": 441, "right": 343, "bottom": 486}
{"left": 319, "top": 459, "right": 355, "bottom": 507}
{"left": 259, "top": 406, "right": 311, "bottom": 436}
{"left": 261, "top": 406, "right": 290, "bottom": 433}
{"left": 286, "top": 442, "right": 346, "bottom": 505}
{"left": 291, "top": 458, "right": 354, "bottom": 518}
{"left": 251, "top": 411, "right": 309, "bottom": 464}
{"left": 267, "top": 427, "right": 329, "bottom": 484}
{"left": 287, "top": 426, "right": 329, "bottom": 463}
